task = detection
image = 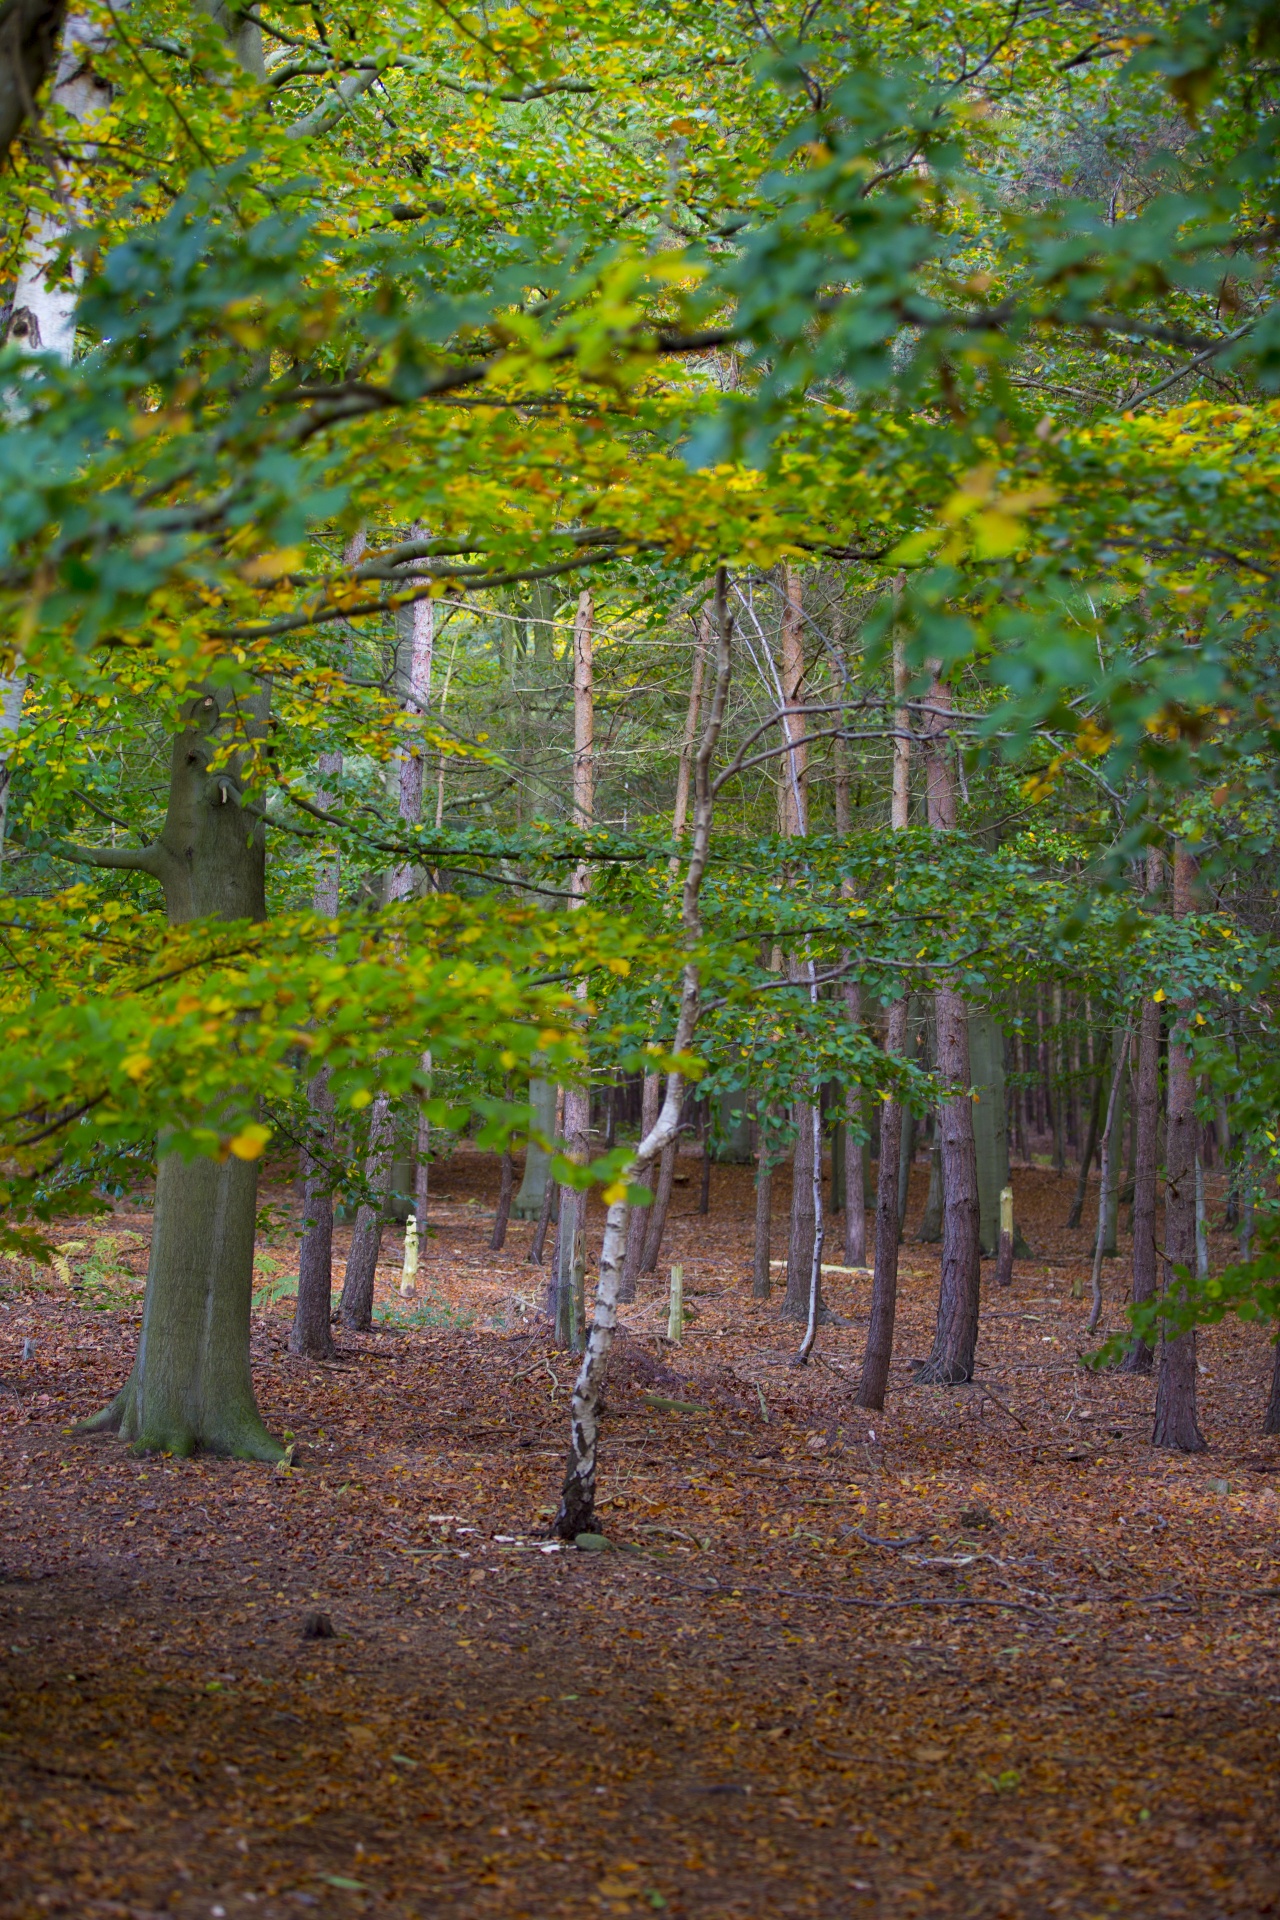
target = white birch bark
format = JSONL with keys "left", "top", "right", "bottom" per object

{"left": 552, "top": 571, "right": 732, "bottom": 1539}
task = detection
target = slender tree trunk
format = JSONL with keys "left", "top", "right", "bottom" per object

{"left": 339, "top": 1093, "right": 395, "bottom": 1330}
{"left": 856, "top": 618, "right": 910, "bottom": 1409}
{"left": 1066, "top": 1055, "right": 1103, "bottom": 1232}
{"left": 640, "top": 1140, "right": 677, "bottom": 1273}
{"left": 782, "top": 1100, "right": 820, "bottom": 1320}
{"left": 553, "top": 570, "right": 731, "bottom": 1539}
{"left": 856, "top": 1000, "right": 908, "bottom": 1410}
{"left": 490, "top": 1151, "right": 514, "bottom": 1252}
{"left": 1125, "top": 847, "right": 1163, "bottom": 1375}
{"left": 620, "top": 1071, "right": 661, "bottom": 1300}
{"left": 916, "top": 670, "right": 981, "bottom": 1385}
{"left": 290, "top": 747, "right": 344, "bottom": 1360}
{"left": 529, "top": 1179, "right": 557, "bottom": 1267}
{"left": 919, "top": 1136, "right": 944, "bottom": 1242}
{"left": 1264, "top": 1339, "right": 1280, "bottom": 1435}
{"left": 833, "top": 734, "right": 867, "bottom": 1265}
{"left": 1088, "top": 1034, "right": 1130, "bottom": 1335}
{"left": 1152, "top": 845, "right": 1207, "bottom": 1452}
{"left": 753, "top": 1115, "right": 773, "bottom": 1298}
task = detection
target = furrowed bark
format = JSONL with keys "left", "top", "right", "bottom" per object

{"left": 552, "top": 569, "right": 731, "bottom": 1541}
{"left": 1152, "top": 844, "right": 1206, "bottom": 1453}
{"left": 1125, "top": 845, "right": 1163, "bottom": 1374}
{"left": 916, "top": 669, "right": 981, "bottom": 1386}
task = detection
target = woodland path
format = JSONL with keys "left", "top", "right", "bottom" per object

{"left": 1, "top": 1153, "right": 1278, "bottom": 1919}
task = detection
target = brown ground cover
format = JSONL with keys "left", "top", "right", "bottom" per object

{"left": 2, "top": 1150, "right": 1279, "bottom": 1920}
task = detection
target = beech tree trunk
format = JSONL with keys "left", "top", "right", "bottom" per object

{"left": 513, "top": 1078, "right": 558, "bottom": 1218}
{"left": 82, "top": 685, "right": 280, "bottom": 1459}
{"left": 1152, "top": 844, "right": 1206, "bottom": 1453}
{"left": 490, "top": 1151, "right": 514, "bottom": 1251}
{"left": 339, "top": 1093, "right": 395, "bottom": 1329}
{"left": 1125, "top": 846, "right": 1163, "bottom": 1375}
{"left": 916, "top": 670, "right": 981, "bottom": 1385}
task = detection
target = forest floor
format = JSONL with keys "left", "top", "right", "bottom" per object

{"left": 2, "top": 1151, "right": 1279, "bottom": 1920}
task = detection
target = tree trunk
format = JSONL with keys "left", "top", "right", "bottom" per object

{"left": 1125, "top": 848, "right": 1163, "bottom": 1375}
{"left": 553, "top": 569, "right": 731, "bottom": 1539}
{"left": 842, "top": 1088, "right": 866, "bottom": 1264}
{"left": 753, "top": 1127, "right": 773, "bottom": 1299}
{"left": 856, "top": 1000, "right": 908, "bottom": 1410}
{"left": 529, "top": 1179, "right": 557, "bottom": 1267}
{"left": 783, "top": 1101, "right": 827, "bottom": 1321}
{"left": 916, "top": 670, "right": 981, "bottom": 1385}
{"left": 640, "top": 1139, "right": 677, "bottom": 1273}
{"left": 620, "top": 1071, "right": 661, "bottom": 1301}
{"left": 290, "top": 747, "right": 343, "bottom": 1361}
{"left": 1264, "top": 1338, "right": 1280, "bottom": 1436}
{"left": 339, "top": 1092, "right": 395, "bottom": 1330}
{"left": 1152, "top": 844, "right": 1207, "bottom": 1453}
{"left": 855, "top": 619, "right": 910, "bottom": 1410}
{"left": 490, "top": 1151, "right": 514, "bottom": 1251}
{"left": 513, "top": 1078, "right": 558, "bottom": 1218}
{"left": 1065, "top": 1056, "right": 1102, "bottom": 1231}
{"left": 919, "top": 1137, "right": 944, "bottom": 1242}
{"left": 81, "top": 685, "right": 280, "bottom": 1458}
{"left": 969, "top": 1011, "right": 1010, "bottom": 1256}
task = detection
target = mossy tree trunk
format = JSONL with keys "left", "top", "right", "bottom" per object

{"left": 81, "top": 685, "right": 282, "bottom": 1460}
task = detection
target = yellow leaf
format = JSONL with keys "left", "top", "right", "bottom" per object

{"left": 1153, "top": 989, "right": 1166, "bottom": 1004}
{"left": 602, "top": 1180, "right": 628, "bottom": 1205}
{"left": 121, "top": 1053, "right": 152, "bottom": 1080}
{"left": 241, "top": 547, "right": 305, "bottom": 583}
{"left": 228, "top": 1123, "right": 271, "bottom": 1161}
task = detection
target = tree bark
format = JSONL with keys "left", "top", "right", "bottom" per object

{"left": 856, "top": 999, "right": 908, "bottom": 1410}
{"left": 919, "top": 1136, "right": 944, "bottom": 1242}
{"left": 620, "top": 1070, "right": 661, "bottom": 1300}
{"left": 1152, "top": 844, "right": 1207, "bottom": 1452}
{"left": 782, "top": 1100, "right": 821, "bottom": 1321}
{"left": 490, "top": 1151, "right": 514, "bottom": 1251}
{"left": 1264, "top": 1339, "right": 1280, "bottom": 1436}
{"left": 339, "top": 1091, "right": 395, "bottom": 1330}
{"left": 553, "top": 569, "right": 731, "bottom": 1539}
{"left": 1125, "top": 846, "right": 1163, "bottom": 1375}
{"left": 513, "top": 1077, "right": 558, "bottom": 1218}
{"left": 1065, "top": 1039, "right": 1102, "bottom": 1231}
{"left": 752, "top": 1116, "right": 773, "bottom": 1298}
{"left": 0, "top": 0, "right": 67, "bottom": 165}
{"left": 916, "top": 670, "right": 981, "bottom": 1385}
{"left": 855, "top": 618, "right": 910, "bottom": 1409}
{"left": 290, "top": 748, "right": 343, "bottom": 1361}
{"left": 639, "top": 1139, "right": 677, "bottom": 1273}
{"left": 81, "top": 685, "right": 280, "bottom": 1458}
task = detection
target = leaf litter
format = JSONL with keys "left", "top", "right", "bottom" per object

{"left": 1, "top": 1151, "right": 1278, "bottom": 1917}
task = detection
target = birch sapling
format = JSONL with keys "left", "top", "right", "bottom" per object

{"left": 621, "top": 1069, "right": 661, "bottom": 1299}
{"left": 557, "top": 592, "right": 594, "bottom": 1338}
{"left": 552, "top": 571, "right": 732, "bottom": 1541}
{"left": 855, "top": 620, "right": 911, "bottom": 1410}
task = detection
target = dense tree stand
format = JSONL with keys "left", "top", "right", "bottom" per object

{"left": 80, "top": 1153, "right": 283, "bottom": 1460}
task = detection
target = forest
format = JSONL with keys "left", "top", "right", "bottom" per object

{"left": 3, "top": 0, "right": 1280, "bottom": 1914}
